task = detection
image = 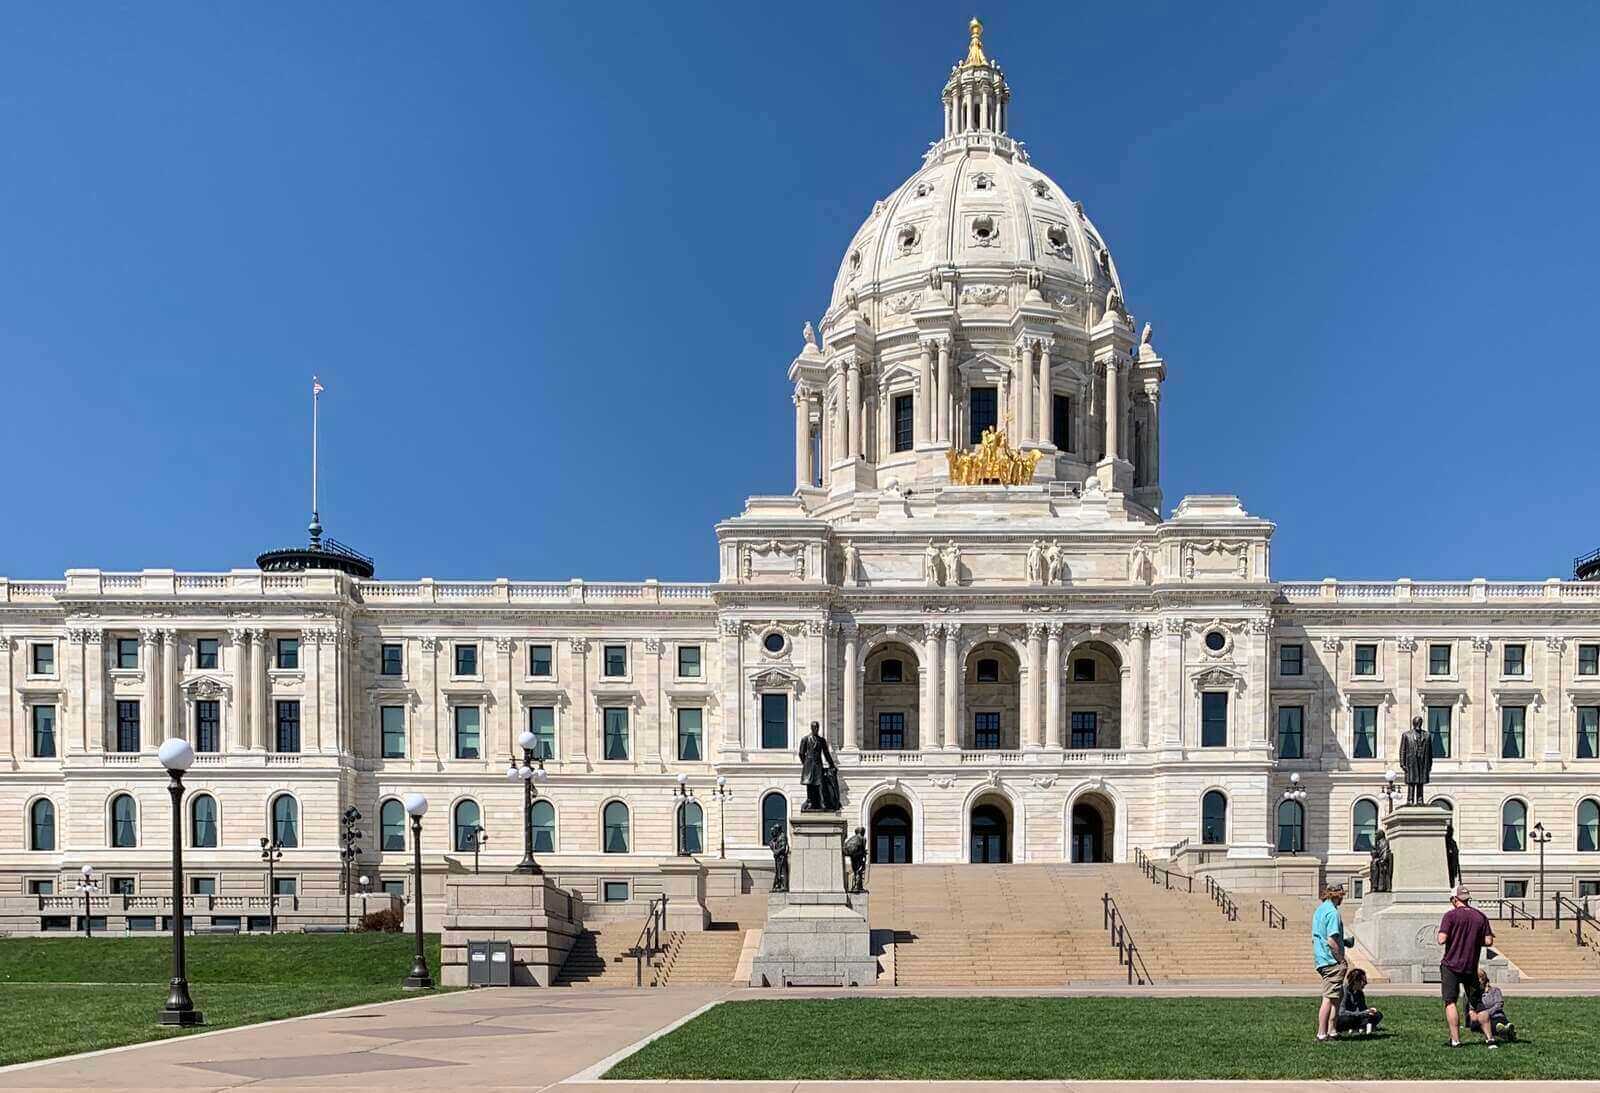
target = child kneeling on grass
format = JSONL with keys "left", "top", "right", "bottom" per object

{"left": 1472, "top": 969, "right": 1516, "bottom": 1042}
{"left": 1334, "top": 967, "right": 1383, "bottom": 1036}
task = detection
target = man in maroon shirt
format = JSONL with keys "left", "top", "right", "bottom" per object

{"left": 1437, "top": 885, "right": 1498, "bottom": 1048}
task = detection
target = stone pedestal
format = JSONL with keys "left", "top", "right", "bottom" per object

{"left": 750, "top": 813, "right": 876, "bottom": 987}
{"left": 441, "top": 873, "right": 582, "bottom": 987}
{"left": 1354, "top": 805, "right": 1515, "bottom": 983}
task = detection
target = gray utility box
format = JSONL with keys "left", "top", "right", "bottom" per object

{"left": 466, "top": 940, "right": 513, "bottom": 987}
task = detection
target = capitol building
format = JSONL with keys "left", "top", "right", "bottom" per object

{"left": 5, "top": 22, "right": 1599, "bottom": 924}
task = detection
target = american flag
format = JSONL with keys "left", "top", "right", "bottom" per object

{"left": 313, "top": 376, "right": 325, "bottom": 396}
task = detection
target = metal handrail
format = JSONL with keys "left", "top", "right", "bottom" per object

{"left": 1555, "top": 894, "right": 1600, "bottom": 949}
{"left": 1139, "top": 856, "right": 1194, "bottom": 893}
{"left": 628, "top": 895, "right": 669, "bottom": 986}
{"left": 1206, "top": 875, "right": 1239, "bottom": 922}
{"left": 1101, "top": 892, "right": 1154, "bottom": 985}
{"left": 1489, "top": 899, "right": 1538, "bottom": 929}
{"left": 1260, "top": 898, "right": 1287, "bottom": 930}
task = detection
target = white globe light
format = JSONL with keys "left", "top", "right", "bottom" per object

{"left": 517, "top": 730, "right": 538, "bottom": 751}
{"left": 403, "top": 792, "right": 429, "bottom": 817}
{"left": 1288, "top": 772, "right": 1301, "bottom": 785}
{"left": 359, "top": 874, "right": 369, "bottom": 885}
{"left": 1385, "top": 770, "right": 1398, "bottom": 783}
{"left": 519, "top": 765, "right": 534, "bottom": 781}
{"left": 677, "top": 772, "right": 689, "bottom": 785}
{"left": 81, "top": 864, "right": 94, "bottom": 878}
{"left": 535, "top": 768, "right": 549, "bottom": 783}
{"left": 506, "top": 765, "right": 519, "bottom": 780}
{"left": 717, "top": 774, "right": 727, "bottom": 787}
{"left": 158, "top": 737, "right": 195, "bottom": 771}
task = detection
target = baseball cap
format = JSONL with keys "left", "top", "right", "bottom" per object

{"left": 1453, "top": 884, "right": 1472, "bottom": 901}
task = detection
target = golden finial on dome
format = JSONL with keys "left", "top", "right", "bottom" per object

{"left": 962, "top": 17, "right": 989, "bottom": 68}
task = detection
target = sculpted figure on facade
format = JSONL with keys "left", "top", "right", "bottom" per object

{"left": 1025, "top": 540, "right": 1044, "bottom": 584}
{"left": 1043, "top": 541, "right": 1064, "bottom": 585}
{"left": 924, "top": 542, "right": 945, "bottom": 587}
{"left": 839, "top": 541, "right": 859, "bottom": 587}
{"left": 941, "top": 542, "right": 962, "bottom": 587}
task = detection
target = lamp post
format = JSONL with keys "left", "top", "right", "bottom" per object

{"left": 340, "top": 807, "right": 363, "bottom": 932}
{"left": 157, "top": 738, "right": 203, "bottom": 1027}
{"left": 1531, "top": 821, "right": 1552, "bottom": 919}
{"left": 674, "top": 773, "right": 695, "bottom": 856}
{"left": 401, "top": 793, "right": 434, "bottom": 989}
{"left": 506, "top": 730, "right": 548, "bottom": 874}
{"left": 76, "top": 865, "right": 99, "bottom": 938}
{"left": 1381, "top": 769, "right": 1400, "bottom": 816}
{"left": 259, "top": 836, "right": 284, "bottom": 934}
{"left": 1281, "top": 772, "right": 1308, "bottom": 856}
{"left": 470, "top": 825, "right": 486, "bottom": 875}
{"left": 711, "top": 775, "right": 733, "bottom": 860}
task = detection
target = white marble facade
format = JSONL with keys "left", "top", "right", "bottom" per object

{"left": 4, "top": 23, "right": 1599, "bottom": 912}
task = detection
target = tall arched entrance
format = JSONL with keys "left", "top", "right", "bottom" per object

{"left": 969, "top": 799, "right": 1011, "bottom": 863}
{"left": 1070, "top": 792, "right": 1115, "bottom": 863}
{"left": 963, "top": 641, "right": 1021, "bottom": 750}
{"left": 870, "top": 797, "right": 913, "bottom": 863}
{"left": 1061, "top": 640, "right": 1123, "bottom": 750}
{"left": 862, "top": 641, "right": 922, "bottom": 751}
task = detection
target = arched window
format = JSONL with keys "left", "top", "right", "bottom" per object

{"left": 1352, "top": 799, "right": 1379, "bottom": 853}
{"left": 1276, "top": 799, "right": 1305, "bottom": 854}
{"left": 380, "top": 799, "right": 406, "bottom": 851}
{"left": 1200, "top": 791, "right": 1227, "bottom": 845}
{"left": 29, "top": 799, "right": 56, "bottom": 851}
{"left": 453, "top": 800, "right": 482, "bottom": 853}
{"left": 760, "top": 792, "right": 788, "bottom": 844}
{"left": 1579, "top": 799, "right": 1600, "bottom": 853}
{"left": 271, "top": 794, "right": 299, "bottom": 848}
{"left": 1501, "top": 799, "right": 1528, "bottom": 852}
{"left": 110, "top": 794, "right": 137, "bottom": 848}
{"left": 531, "top": 800, "right": 556, "bottom": 853}
{"left": 190, "top": 794, "right": 218, "bottom": 848}
{"left": 677, "top": 801, "right": 704, "bottom": 856}
{"left": 602, "top": 801, "right": 630, "bottom": 853}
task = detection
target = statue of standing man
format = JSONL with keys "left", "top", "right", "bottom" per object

{"left": 1398, "top": 715, "right": 1433, "bottom": 806}
{"left": 798, "top": 720, "right": 837, "bottom": 812}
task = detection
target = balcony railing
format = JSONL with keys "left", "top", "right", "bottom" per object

{"left": 1279, "top": 578, "right": 1600, "bottom": 603}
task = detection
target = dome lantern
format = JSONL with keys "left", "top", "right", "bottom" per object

{"left": 943, "top": 17, "right": 1010, "bottom": 137}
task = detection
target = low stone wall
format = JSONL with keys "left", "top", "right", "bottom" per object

{"left": 0, "top": 893, "right": 403, "bottom": 937}
{"left": 440, "top": 874, "right": 582, "bottom": 987}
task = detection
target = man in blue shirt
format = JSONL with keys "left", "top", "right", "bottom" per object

{"left": 1312, "top": 883, "right": 1352, "bottom": 1041}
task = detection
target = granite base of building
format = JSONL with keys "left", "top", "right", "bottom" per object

{"left": 441, "top": 872, "right": 581, "bottom": 987}
{"left": 750, "top": 813, "right": 876, "bottom": 987}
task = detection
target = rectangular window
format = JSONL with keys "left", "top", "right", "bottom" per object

{"left": 1052, "top": 394, "right": 1072, "bottom": 451}
{"left": 117, "top": 638, "right": 140, "bottom": 669}
{"left": 195, "top": 638, "right": 219, "bottom": 670}
{"left": 1580, "top": 879, "right": 1600, "bottom": 898}
{"left": 880, "top": 658, "right": 904, "bottom": 683}
{"left": 1580, "top": 644, "right": 1599, "bottom": 676}
{"left": 1500, "top": 706, "right": 1526, "bottom": 758}
{"left": 454, "top": 643, "right": 478, "bottom": 677}
{"left": 892, "top": 393, "right": 914, "bottom": 453}
{"left": 603, "top": 644, "right": 627, "bottom": 677}
{"left": 1428, "top": 705, "right": 1452, "bottom": 758}
{"left": 528, "top": 643, "right": 553, "bottom": 677}
{"left": 1353, "top": 643, "right": 1378, "bottom": 676}
{"left": 1070, "top": 711, "right": 1098, "bottom": 749}
{"left": 973, "top": 711, "right": 1001, "bottom": 750}
{"left": 1428, "top": 643, "right": 1452, "bottom": 676}
{"left": 1277, "top": 706, "right": 1304, "bottom": 759}
{"left": 276, "top": 637, "right": 299, "bottom": 670}
{"left": 189, "top": 877, "right": 216, "bottom": 896}
{"left": 195, "top": 701, "right": 220, "bottom": 753}
{"left": 273, "top": 876, "right": 297, "bottom": 897}
{"left": 31, "top": 643, "right": 55, "bottom": 675}
{"left": 1352, "top": 705, "right": 1378, "bottom": 759}
{"left": 381, "top": 643, "right": 404, "bottom": 676}
{"left": 27, "top": 879, "right": 54, "bottom": 895}
{"left": 603, "top": 880, "right": 630, "bottom": 903}
{"left": 116, "top": 700, "right": 141, "bottom": 752}
{"left": 1503, "top": 879, "right": 1529, "bottom": 899}
{"left": 1201, "top": 692, "right": 1228, "bottom": 747}
{"left": 453, "top": 706, "right": 481, "bottom": 759}
{"left": 31, "top": 705, "right": 57, "bottom": 758}
{"left": 528, "top": 706, "right": 556, "bottom": 759}
{"left": 275, "top": 701, "right": 301, "bottom": 753}
{"left": 381, "top": 705, "right": 406, "bottom": 759}
{"left": 760, "top": 693, "right": 788, "bottom": 750}
{"left": 677, "top": 645, "right": 701, "bottom": 678}
{"left": 1579, "top": 706, "right": 1599, "bottom": 760}
{"left": 603, "top": 707, "right": 630, "bottom": 760}
{"left": 969, "top": 386, "right": 998, "bottom": 444}
{"left": 1279, "top": 644, "right": 1304, "bottom": 677}
{"left": 110, "top": 877, "right": 135, "bottom": 896}
{"left": 1503, "top": 643, "right": 1527, "bottom": 676}
{"left": 878, "top": 712, "right": 905, "bottom": 750}
{"left": 676, "top": 707, "right": 703, "bottom": 761}
{"left": 382, "top": 880, "right": 406, "bottom": 899}
{"left": 1073, "top": 658, "right": 1095, "bottom": 682}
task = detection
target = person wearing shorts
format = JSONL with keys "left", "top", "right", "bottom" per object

{"left": 1438, "top": 884, "right": 1497, "bottom": 1048}
{"left": 1312, "top": 883, "right": 1350, "bottom": 1040}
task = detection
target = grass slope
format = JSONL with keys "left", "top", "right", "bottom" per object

{"left": 605, "top": 996, "right": 1600, "bottom": 1081}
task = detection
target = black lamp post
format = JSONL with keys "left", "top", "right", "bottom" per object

{"left": 674, "top": 773, "right": 695, "bottom": 856}
{"left": 259, "top": 835, "right": 283, "bottom": 933}
{"left": 1281, "top": 773, "right": 1307, "bottom": 855}
{"left": 401, "top": 793, "right": 434, "bottom": 989}
{"left": 711, "top": 775, "right": 733, "bottom": 860}
{"left": 1381, "top": 769, "right": 1401, "bottom": 816}
{"left": 340, "top": 807, "right": 363, "bottom": 931}
{"left": 1531, "top": 821, "right": 1552, "bottom": 919}
{"left": 157, "top": 738, "right": 203, "bottom": 1027}
{"left": 470, "top": 825, "right": 487, "bottom": 875}
{"left": 77, "top": 865, "right": 99, "bottom": 938}
{"left": 505, "top": 731, "right": 547, "bottom": 874}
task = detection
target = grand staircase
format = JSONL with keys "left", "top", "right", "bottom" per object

{"left": 1485, "top": 919, "right": 1600, "bottom": 979}
{"left": 553, "top": 927, "right": 666, "bottom": 987}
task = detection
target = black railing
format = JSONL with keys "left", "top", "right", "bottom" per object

{"left": 1556, "top": 894, "right": 1600, "bottom": 950}
{"left": 1575, "top": 546, "right": 1600, "bottom": 581}
{"left": 627, "top": 895, "right": 670, "bottom": 987}
{"left": 1205, "top": 875, "right": 1239, "bottom": 921}
{"left": 1260, "top": 898, "right": 1287, "bottom": 930}
{"left": 1489, "top": 899, "right": 1538, "bottom": 930}
{"left": 1102, "top": 892, "right": 1153, "bottom": 986}
{"left": 1138, "top": 855, "right": 1193, "bottom": 893}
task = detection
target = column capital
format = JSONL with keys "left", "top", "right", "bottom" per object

{"left": 1025, "top": 622, "right": 1044, "bottom": 640}
{"left": 139, "top": 626, "right": 163, "bottom": 643}
{"left": 161, "top": 628, "right": 180, "bottom": 647}
{"left": 1045, "top": 621, "right": 1065, "bottom": 639}
{"left": 1129, "top": 621, "right": 1153, "bottom": 640}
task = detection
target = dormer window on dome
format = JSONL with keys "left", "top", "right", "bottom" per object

{"left": 972, "top": 172, "right": 994, "bottom": 191}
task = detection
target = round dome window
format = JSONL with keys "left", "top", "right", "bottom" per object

{"left": 1203, "top": 630, "right": 1227, "bottom": 653}
{"left": 762, "top": 631, "right": 788, "bottom": 655}
{"left": 1046, "top": 225, "right": 1072, "bottom": 257}
{"left": 971, "top": 215, "right": 997, "bottom": 244}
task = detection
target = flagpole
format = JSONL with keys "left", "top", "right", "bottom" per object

{"left": 310, "top": 376, "right": 322, "bottom": 545}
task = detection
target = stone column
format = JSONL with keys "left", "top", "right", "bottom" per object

{"left": 248, "top": 629, "right": 267, "bottom": 751}
{"left": 1025, "top": 623, "right": 1044, "bottom": 747}
{"left": 229, "top": 628, "right": 248, "bottom": 751}
{"left": 1045, "top": 623, "right": 1063, "bottom": 749}
{"left": 1017, "top": 342, "right": 1034, "bottom": 445}
{"left": 936, "top": 339, "right": 952, "bottom": 444}
{"left": 571, "top": 637, "right": 590, "bottom": 762}
{"left": 847, "top": 360, "right": 863, "bottom": 460}
{"left": 841, "top": 629, "right": 859, "bottom": 750}
{"left": 1544, "top": 636, "right": 1565, "bottom": 759}
{"left": 943, "top": 625, "right": 960, "bottom": 750}
{"left": 140, "top": 628, "right": 162, "bottom": 745}
{"left": 921, "top": 624, "right": 941, "bottom": 751}
{"left": 1130, "top": 622, "right": 1150, "bottom": 748}
{"left": 1104, "top": 359, "right": 1121, "bottom": 461}
{"left": 916, "top": 341, "right": 932, "bottom": 447}
{"left": 1039, "top": 342, "right": 1053, "bottom": 446}
{"left": 161, "top": 630, "right": 180, "bottom": 741}
{"left": 793, "top": 393, "right": 809, "bottom": 488}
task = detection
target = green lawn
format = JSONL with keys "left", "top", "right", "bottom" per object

{"left": 0, "top": 932, "right": 446, "bottom": 1067}
{"left": 605, "top": 997, "right": 1600, "bottom": 1081}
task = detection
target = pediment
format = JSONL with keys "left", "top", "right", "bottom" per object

{"left": 750, "top": 666, "right": 805, "bottom": 696}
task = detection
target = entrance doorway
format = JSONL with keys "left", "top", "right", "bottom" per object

{"left": 970, "top": 803, "right": 1009, "bottom": 863}
{"left": 871, "top": 802, "right": 912, "bottom": 863}
{"left": 1071, "top": 793, "right": 1114, "bottom": 863}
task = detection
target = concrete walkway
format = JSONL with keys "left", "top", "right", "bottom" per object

{"left": 3, "top": 986, "right": 1600, "bottom": 1092}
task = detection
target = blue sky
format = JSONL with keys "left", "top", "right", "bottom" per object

{"left": 2, "top": 2, "right": 1596, "bottom": 582}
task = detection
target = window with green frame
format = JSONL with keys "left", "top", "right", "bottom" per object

{"left": 1201, "top": 692, "right": 1228, "bottom": 747}
{"left": 1427, "top": 704, "right": 1452, "bottom": 758}
{"left": 1501, "top": 706, "right": 1526, "bottom": 759}
{"left": 1276, "top": 706, "right": 1304, "bottom": 759}
{"left": 1578, "top": 706, "right": 1599, "bottom": 759}
{"left": 381, "top": 705, "right": 406, "bottom": 759}
{"left": 760, "top": 693, "right": 788, "bottom": 749}
{"left": 603, "top": 707, "right": 630, "bottom": 760}
{"left": 1352, "top": 705, "right": 1378, "bottom": 759}
{"left": 528, "top": 705, "right": 556, "bottom": 759}
{"left": 453, "top": 706, "right": 480, "bottom": 759}
{"left": 676, "top": 707, "right": 703, "bottom": 761}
